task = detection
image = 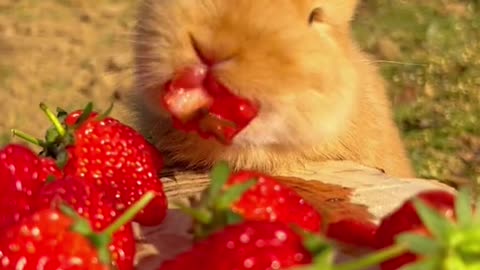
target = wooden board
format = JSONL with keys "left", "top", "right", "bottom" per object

{"left": 133, "top": 160, "right": 455, "bottom": 270}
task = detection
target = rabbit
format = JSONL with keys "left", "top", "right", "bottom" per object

{"left": 128, "top": 0, "right": 415, "bottom": 178}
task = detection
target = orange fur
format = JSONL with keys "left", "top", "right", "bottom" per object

{"left": 129, "top": 0, "right": 415, "bottom": 178}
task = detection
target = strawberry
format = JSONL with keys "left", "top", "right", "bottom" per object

{"left": 375, "top": 190, "right": 456, "bottom": 270}
{"left": 162, "top": 65, "right": 259, "bottom": 144}
{"left": 0, "top": 208, "right": 110, "bottom": 270}
{"left": 0, "top": 144, "right": 62, "bottom": 230}
{"left": 33, "top": 175, "right": 135, "bottom": 270}
{"left": 0, "top": 191, "right": 156, "bottom": 270}
{"left": 225, "top": 171, "right": 323, "bottom": 233}
{"left": 63, "top": 109, "right": 164, "bottom": 173}
{"left": 159, "top": 220, "right": 313, "bottom": 270}
{"left": 325, "top": 218, "right": 378, "bottom": 250}
{"left": 182, "top": 162, "right": 322, "bottom": 241}
{"left": 36, "top": 103, "right": 168, "bottom": 226}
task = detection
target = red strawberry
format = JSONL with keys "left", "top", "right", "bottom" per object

{"left": 0, "top": 208, "right": 110, "bottom": 270}
{"left": 33, "top": 175, "right": 135, "bottom": 270}
{"left": 375, "top": 190, "right": 456, "bottom": 270}
{"left": 39, "top": 103, "right": 168, "bottom": 226}
{"left": 64, "top": 109, "right": 164, "bottom": 174}
{"left": 226, "top": 171, "right": 323, "bottom": 233}
{"left": 162, "top": 65, "right": 259, "bottom": 144}
{"left": 184, "top": 163, "right": 322, "bottom": 241}
{"left": 0, "top": 144, "right": 62, "bottom": 229}
{"left": 159, "top": 220, "right": 312, "bottom": 270}
{"left": 325, "top": 218, "right": 378, "bottom": 249}
{"left": 0, "top": 191, "right": 156, "bottom": 270}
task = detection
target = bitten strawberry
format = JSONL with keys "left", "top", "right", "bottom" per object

{"left": 0, "top": 144, "right": 62, "bottom": 230}
{"left": 33, "top": 175, "right": 136, "bottom": 270}
{"left": 376, "top": 190, "right": 456, "bottom": 270}
{"left": 37, "top": 103, "right": 168, "bottom": 226}
{"left": 159, "top": 220, "right": 312, "bottom": 270}
{"left": 162, "top": 65, "right": 259, "bottom": 144}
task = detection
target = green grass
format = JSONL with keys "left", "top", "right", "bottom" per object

{"left": 353, "top": 1, "right": 480, "bottom": 183}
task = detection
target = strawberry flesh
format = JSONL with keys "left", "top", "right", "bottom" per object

{"left": 162, "top": 65, "right": 259, "bottom": 144}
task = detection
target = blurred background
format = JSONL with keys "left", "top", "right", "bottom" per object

{"left": 0, "top": 0, "right": 478, "bottom": 184}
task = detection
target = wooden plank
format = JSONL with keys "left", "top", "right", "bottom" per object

{"left": 133, "top": 161, "right": 455, "bottom": 270}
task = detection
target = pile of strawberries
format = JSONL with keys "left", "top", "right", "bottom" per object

{"left": 157, "top": 163, "right": 466, "bottom": 270}
{"left": 0, "top": 103, "right": 168, "bottom": 269}
{"left": 0, "top": 101, "right": 478, "bottom": 270}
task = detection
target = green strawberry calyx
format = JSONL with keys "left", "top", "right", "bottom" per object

{"left": 176, "top": 161, "right": 257, "bottom": 240}
{"left": 293, "top": 186, "right": 479, "bottom": 270}
{"left": 59, "top": 191, "right": 156, "bottom": 266}
{"left": 393, "top": 187, "right": 480, "bottom": 270}
{"left": 11, "top": 102, "right": 114, "bottom": 169}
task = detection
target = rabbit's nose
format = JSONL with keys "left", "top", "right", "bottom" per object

{"left": 190, "top": 34, "right": 237, "bottom": 67}
{"left": 190, "top": 34, "right": 214, "bottom": 65}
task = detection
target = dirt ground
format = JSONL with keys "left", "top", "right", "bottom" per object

{"left": 0, "top": 1, "right": 479, "bottom": 183}
{"left": 0, "top": 0, "right": 137, "bottom": 140}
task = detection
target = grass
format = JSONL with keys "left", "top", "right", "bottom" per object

{"left": 353, "top": 0, "right": 480, "bottom": 183}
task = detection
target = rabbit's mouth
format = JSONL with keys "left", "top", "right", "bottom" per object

{"left": 160, "top": 64, "right": 259, "bottom": 145}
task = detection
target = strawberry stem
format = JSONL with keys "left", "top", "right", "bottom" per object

{"left": 40, "top": 102, "right": 66, "bottom": 137}
{"left": 333, "top": 244, "right": 407, "bottom": 270}
{"left": 10, "top": 129, "right": 45, "bottom": 146}
{"left": 101, "top": 191, "right": 156, "bottom": 236}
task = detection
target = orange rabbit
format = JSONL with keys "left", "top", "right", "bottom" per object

{"left": 129, "top": 0, "right": 414, "bottom": 177}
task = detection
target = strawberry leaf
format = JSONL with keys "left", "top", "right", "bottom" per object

{"left": 412, "top": 199, "right": 454, "bottom": 241}
{"left": 444, "top": 253, "right": 470, "bottom": 269}
{"left": 396, "top": 233, "right": 441, "bottom": 255}
{"left": 40, "top": 102, "right": 66, "bottom": 137}
{"left": 89, "top": 234, "right": 113, "bottom": 265}
{"left": 55, "top": 107, "right": 68, "bottom": 123}
{"left": 75, "top": 102, "right": 94, "bottom": 126}
{"left": 401, "top": 257, "right": 439, "bottom": 270}
{"left": 176, "top": 202, "right": 212, "bottom": 225}
{"left": 215, "top": 180, "right": 256, "bottom": 210}
{"left": 456, "top": 228, "right": 480, "bottom": 256}
{"left": 95, "top": 102, "right": 114, "bottom": 122}
{"left": 225, "top": 211, "right": 244, "bottom": 225}
{"left": 55, "top": 150, "right": 69, "bottom": 169}
{"left": 455, "top": 188, "right": 473, "bottom": 228}
{"left": 309, "top": 248, "right": 335, "bottom": 270}
{"left": 45, "top": 126, "right": 60, "bottom": 144}
{"left": 208, "top": 161, "right": 231, "bottom": 201}
{"left": 300, "top": 230, "right": 332, "bottom": 255}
